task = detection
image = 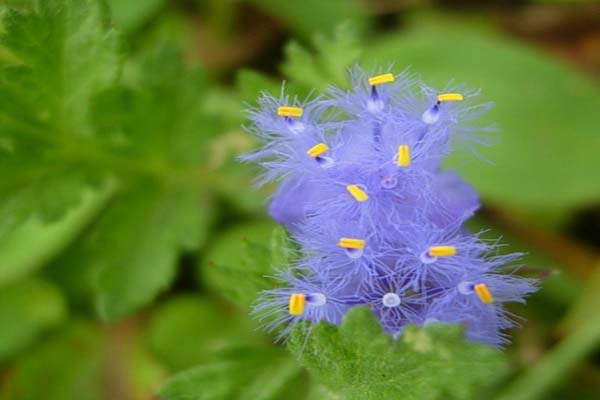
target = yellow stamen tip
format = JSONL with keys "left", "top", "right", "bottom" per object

{"left": 346, "top": 185, "right": 368, "bottom": 202}
{"left": 337, "top": 237, "right": 365, "bottom": 250}
{"left": 368, "top": 73, "right": 395, "bottom": 86}
{"left": 428, "top": 245, "right": 457, "bottom": 257}
{"left": 437, "top": 93, "right": 464, "bottom": 102}
{"left": 397, "top": 145, "right": 411, "bottom": 167}
{"left": 277, "top": 106, "right": 303, "bottom": 117}
{"left": 289, "top": 293, "right": 306, "bottom": 315}
{"left": 474, "top": 283, "right": 494, "bottom": 304}
{"left": 307, "top": 143, "right": 329, "bottom": 158}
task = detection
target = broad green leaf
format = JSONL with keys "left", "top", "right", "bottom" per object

{"left": 91, "top": 44, "right": 219, "bottom": 168}
{"left": 93, "top": 182, "right": 215, "bottom": 321}
{"left": 146, "top": 295, "right": 264, "bottom": 371}
{"left": 0, "top": 0, "right": 121, "bottom": 230}
{"left": 106, "top": 0, "right": 165, "bottom": 32}
{"left": 360, "top": 14, "right": 600, "bottom": 209}
{"left": 0, "top": 182, "right": 114, "bottom": 286}
{"left": 0, "top": 279, "right": 66, "bottom": 361}
{"left": 282, "top": 23, "right": 362, "bottom": 92}
{"left": 246, "top": 0, "right": 367, "bottom": 40}
{"left": 288, "top": 306, "right": 507, "bottom": 400}
{"left": 159, "top": 345, "right": 307, "bottom": 400}
{"left": 199, "top": 221, "right": 278, "bottom": 308}
{"left": 0, "top": 2, "right": 220, "bottom": 319}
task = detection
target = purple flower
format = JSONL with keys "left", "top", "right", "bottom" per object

{"left": 244, "top": 67, "right": 537, "bottom": 346}
{"left": 253, "top": 271, "right": 357, "bottom": 341}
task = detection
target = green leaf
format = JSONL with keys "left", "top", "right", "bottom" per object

{"left": 146, "top": 295, "right": 264, "bottom": 371}
{"left": 305, "top": 383, "right": 343, "bottom": 400}
{"left": 0, "top": 279, "right": 66, "bottom": 361}
{"left": 0, "top": 182, "right": 114, "bottom": 286}
{"left": 270, "top": 225, "right": 295, "bottom": 271}
{"left": 93, "top": 182, "right": 215, "bottom": 321}
{"left": 0, "top": 2, "right": 220, "bottom": 319}
{"left": 0, "top": 0, "right": 121, "bottom": 229}
{"left": 282, "top": 23, "right": 362, "bottom": 92}
{"left": 246, "top": 0, "right": 367, "bottom": 40}
{"left": 90, "top": 46, "right": 219, "bottom": 317}
{"left": 91, "top": 44, "right": 219, "bottom": 169}
{"left": 159, "top": 345, "right": 307, "bottom": 400}
{"left": 106, "top": 0, "right": 165, "bottom": 32}
{"left": 288, "top": 306, "right": 507, "bottom": 400}
{"left": 199, "top": 221, "right": 279, "bottom": 309}
{"left": 360, "top": 14, "right": 600, "bottom": 209}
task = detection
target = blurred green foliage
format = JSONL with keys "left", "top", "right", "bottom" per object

{"left": 106, "top": 0, "right": 165, "bottom": 31}
{"left": 0, "top": 279, "right": 66, "bottom": 361}
{"left": 0, "top": 0, "right": 598, "bottom": 399}
{"left": 199, "top": 221, "right": 275, "bottom": 308}
{"left": 160, "top": 345, "right": 307, "bottom": 400}
{"left": 248, "top": 0, "right": 367, "bottom": 39}
{"left": 146, "top": 295, "right": 265, "bottom": 370}
{"left": 361, "top": 14, "right": 600, "bottom": 209}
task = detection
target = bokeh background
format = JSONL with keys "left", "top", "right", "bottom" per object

{"left": 0, "top": 0, "right": 599, "bottom": 399}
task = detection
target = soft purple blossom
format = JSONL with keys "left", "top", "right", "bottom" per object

{"left": 244, "top": 66, "right": 537, "bottom": 346}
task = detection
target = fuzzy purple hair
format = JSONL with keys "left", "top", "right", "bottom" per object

{"left": 243, "top": 67, "right": 537, "bottom": 346}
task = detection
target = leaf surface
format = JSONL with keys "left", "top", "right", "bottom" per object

{"left": 199, "top": 221, "right": 278, "bottom": 309}
{"left": 288, "top": 306, "right": 507, "bottom": 400}
{"left": 159, "top": 345, "right": 306, "bottom": 400}
{"left": 0, "top": 279, "right": 66, "bottom": 361}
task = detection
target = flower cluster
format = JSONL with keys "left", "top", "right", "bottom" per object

{"left": 243, "top": 67, "right": 537, "bottom": 346}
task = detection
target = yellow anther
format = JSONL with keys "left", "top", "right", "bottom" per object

{"left": 474, "top": 283, "right": 494, "bottom": 304}
{"left": 277, "top": 106, "right": 303, "bottom": 117}
{"left": 368, "top": 73, "right": 395, "bottom": 86}
{"left": 428, "top": 245, "right": 457, "bottom": 257}
{"left": 346, "top": 185, "right": 368, "bottom": 202}
{"left": 289, "top": 293, "right": 306, "bottom": 315}
{"left": 437, "top": 93, "right": 464, "bottom": 102}
{"left": 307, "top": 143, "right": 329, "bottom": 158}
{"left": 397, "top": 145, "right": 411, "bottom": 167}
{"left": 337, "top": 238, "right": 366, "bottom": 250}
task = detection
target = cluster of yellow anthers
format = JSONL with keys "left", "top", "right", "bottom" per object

{"left": 277, "top": 74, "right": 493, "bottom": 317}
